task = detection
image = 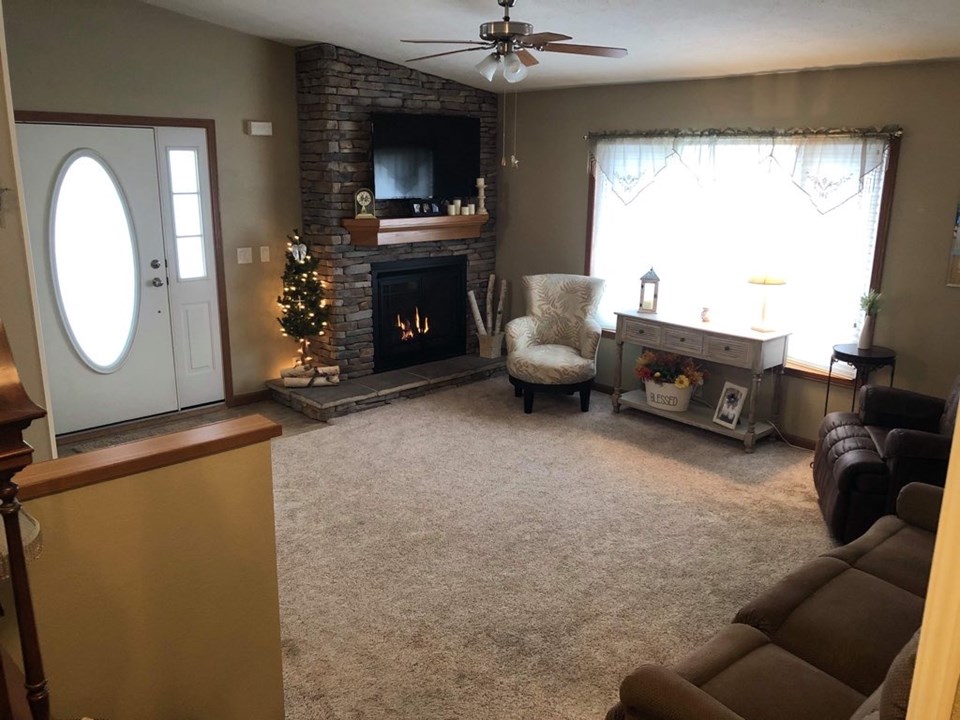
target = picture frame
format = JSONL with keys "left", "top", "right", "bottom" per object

{"left": 410, "top": 200, "right": 441, "bottom": 217}
{"left": 713, "top": 381, "right": 748, "bottom": 429}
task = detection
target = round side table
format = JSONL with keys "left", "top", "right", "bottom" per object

{"left": 823, "top": 343, "right": 896, "bottom": 415}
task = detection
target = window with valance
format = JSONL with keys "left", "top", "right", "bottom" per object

{"left": 587, "top": 129, "right": 899, "bottom": 375}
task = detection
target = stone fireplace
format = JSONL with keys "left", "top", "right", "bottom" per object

{"left": 296, "top": 43, "right": 498, "bottom": 379}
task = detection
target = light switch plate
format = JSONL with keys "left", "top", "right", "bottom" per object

{"left": 260, "top": 246, "right": 270, "bottom": 262}
{"left": 237, "top": 247, "right": 253, "bottom": 264}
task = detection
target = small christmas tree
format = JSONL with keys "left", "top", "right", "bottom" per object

{"left": 277, "top": 229, "right": 329, "bottom": 366}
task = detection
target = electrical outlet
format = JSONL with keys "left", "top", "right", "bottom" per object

{"left": 260, "top": 246, "right": 270, "bottom": 262}
{"left": 237, "top": 247, "right": 253, "bottom": 264}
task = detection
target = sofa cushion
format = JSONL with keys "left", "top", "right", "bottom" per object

{"left": 768, "top": 568, "right": 922, "bottom": 695}
{"left": 673, "top": 624, "right": 864, "bottom": 720}
{"left": 824, "top": 518, "right": 934, "bottom": 598}
{"left": 506, "top": 344, "right": 596, "bottom": 384}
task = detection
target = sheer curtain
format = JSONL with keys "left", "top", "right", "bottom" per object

{"left": 589, "top": 132, "right": 890, "bottom": 373}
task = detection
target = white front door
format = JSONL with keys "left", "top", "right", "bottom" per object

{"left": 17, "top": 122, "right": 224, "bottom": 434}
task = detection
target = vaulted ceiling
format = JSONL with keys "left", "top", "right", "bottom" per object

{"left": 144, "top": 0, "right": 960, "bottom": 91}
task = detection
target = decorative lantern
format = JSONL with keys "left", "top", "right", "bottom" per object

{"left": 639, "top": 267, "right": 660, "bottom": 314}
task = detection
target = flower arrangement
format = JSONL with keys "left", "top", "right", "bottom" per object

{"left": 860, "top": 289, "right": 882, "bottom": 316}
{"left": 635, "top": 351, "right": 707, "bottom": 389}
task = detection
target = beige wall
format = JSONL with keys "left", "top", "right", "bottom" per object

{"left": 2, "top": 0, "right": 301, "bottom": 398}
{"left": 0, "top": 0, "right": 53, "bottom": 458}
{"left": 0, "top": 441, "right": 285, "bottom": 719}
{"left": 496, "top": 61, "right": 960, "bottom": 441}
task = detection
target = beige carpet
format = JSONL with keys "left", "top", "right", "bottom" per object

{"left": 272, "top": 377, "right": 832, "bottom": 720}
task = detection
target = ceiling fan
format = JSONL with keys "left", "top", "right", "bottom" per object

{"left": 403, "top": 0, "right": 628, "bottom": 83}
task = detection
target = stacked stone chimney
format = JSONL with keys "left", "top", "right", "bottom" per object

{"left": 296, "top": 43, "right": 498, "bottom": 378}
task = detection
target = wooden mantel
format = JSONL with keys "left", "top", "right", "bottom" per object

{"left": 341, "top": 213, "right": 488, "bottom": 247}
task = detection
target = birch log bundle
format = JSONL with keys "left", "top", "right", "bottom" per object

{"left": 468, "top": 274, "right": 507, "bottom": 337}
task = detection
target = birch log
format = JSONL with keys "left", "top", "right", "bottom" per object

{"left": 467, "top": 290, "right": 487, "bottom": 335}
{"left": 485, "top": 274, "right": 496, "bottom": 336}
{"left": 493, "top": 279, "right": 507, "bottom": 335}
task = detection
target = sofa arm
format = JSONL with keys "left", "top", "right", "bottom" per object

{"left": 617, "top": 664, "right": 746, "bottom": 720}
{"left": 884, "top": 429, "right": 951, "bottom": 461}
{"left": 896, "top": 483, "right": 944, "bottom": 533}
{"left": 505, "top": 316, "right": 537, "bottom": 353}
{"left": 860, "top": 386, "right": 945, "bottom": 432}
{"left": 579, "top": 317, "right": 602, "bottom": 361}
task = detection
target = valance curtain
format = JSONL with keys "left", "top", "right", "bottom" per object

{"left": 591, "top": 133, "right": 891, "bottom": 214}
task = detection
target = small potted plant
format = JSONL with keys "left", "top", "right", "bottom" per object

{"left": 858, "top": 289, "right": 882, "bottom": 350}
{"left": 635, "top": 351, "right": 707, "bottom": 412}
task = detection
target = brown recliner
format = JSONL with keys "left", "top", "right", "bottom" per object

{"left": 812, "top": 375, "right": 958, "bottom": 543}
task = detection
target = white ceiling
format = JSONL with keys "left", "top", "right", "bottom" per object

{"left": 143, "top": 0, "right": 960, "bottom": 91}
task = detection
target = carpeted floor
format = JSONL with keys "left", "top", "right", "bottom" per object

{"left": 272, "top": 376, "right": 832, "bottom": 720}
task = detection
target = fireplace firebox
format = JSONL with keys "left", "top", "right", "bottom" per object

{"left": 371, "top": 256, "right": 467, "bottom": 372}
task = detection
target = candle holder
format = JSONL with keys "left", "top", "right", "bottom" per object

{"left": 476, "top": 177, "right": 487, "bottom": 214}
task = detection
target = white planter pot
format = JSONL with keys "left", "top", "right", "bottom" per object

{"left": 646, "top": 381, "right": 693, "bottom": 412}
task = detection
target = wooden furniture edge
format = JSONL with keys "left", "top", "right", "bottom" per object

{"left": 17, "top": 415, "right": 282, "bottom": 501}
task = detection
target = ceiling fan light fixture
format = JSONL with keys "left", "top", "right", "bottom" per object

{"left": 502, "top": 51, "right": 528, "bottom": 83}
{"left": 475, "top": 53, "right": 501, "bottom": 82}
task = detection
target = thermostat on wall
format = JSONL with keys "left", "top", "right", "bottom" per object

{"left": 244, "top": 120, "right": 273, "bottom": 136}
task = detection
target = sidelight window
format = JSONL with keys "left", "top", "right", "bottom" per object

{"left": 167, "top": 148, "right": 206, "bottom": 280}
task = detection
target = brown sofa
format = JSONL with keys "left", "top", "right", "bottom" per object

{"left": 605, "top": 483, "right": 941, "bottom": 720}
{"left": 813, "top": 377, "right": 958, "bottom": 543}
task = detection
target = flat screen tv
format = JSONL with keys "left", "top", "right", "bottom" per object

{"left": 371, "top": 113, "right": 481, "bottom": 201}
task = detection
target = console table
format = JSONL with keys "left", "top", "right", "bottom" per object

{"left": 613, "top": 311, "right": 790, "bottom": 452}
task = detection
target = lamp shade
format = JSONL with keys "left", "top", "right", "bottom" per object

{"left": 475, "top": 53, "right": 500, "bottom": 82}
{"left": 502, "top": 52, "right": 528, "bottom": 83}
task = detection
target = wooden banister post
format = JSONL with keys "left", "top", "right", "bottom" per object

{"left": 0, "top": 320, "right": 49, "bottom": 720}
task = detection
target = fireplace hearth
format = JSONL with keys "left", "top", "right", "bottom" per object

{"left": 371, "top": 256, "right": 467, "bottom": 373}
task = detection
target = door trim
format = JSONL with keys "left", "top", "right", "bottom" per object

{"left": 14, "top": 110, "right": 235, "bottom": 404}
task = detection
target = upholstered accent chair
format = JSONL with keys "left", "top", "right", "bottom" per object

{"left": 505, "top": 274, "right": 605, "bottom": 413}
{"left": 813, "top": 375, "right": 959, "bottom": 543}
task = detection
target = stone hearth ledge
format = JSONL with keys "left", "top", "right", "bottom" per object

{"left": 268, "top": 356, "right": 506, "bottom": 421}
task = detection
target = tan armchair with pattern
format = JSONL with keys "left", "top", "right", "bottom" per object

{"left": 506, "top": 274, "right": 605, "bottom": 413}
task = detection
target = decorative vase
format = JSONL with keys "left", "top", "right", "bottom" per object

{"left": 478, "top": 332, "right": 504, "bottom": 359}
{"left": 645, "top": 381, "right": 693, "bottom": 412}
{"left": 858, "top": 314, "right": 875, "bottom": 350}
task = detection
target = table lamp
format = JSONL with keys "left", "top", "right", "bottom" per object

{"left": 748, "top": 274, "right": 785, "bottom": 332}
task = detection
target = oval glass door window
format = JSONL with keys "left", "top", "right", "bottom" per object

{"left": 51, "top": 151, "right": 139, "bottom": 373}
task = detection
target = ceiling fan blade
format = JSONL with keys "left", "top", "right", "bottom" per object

{"left": 407, "top": 47, "right": 490, "bottom": 62}
{"left": 521, "top": 32, "right": 572, "bottom": 45}
{"left": 402, "top": 40, "right": 489, "bottom": 45}
{"left": 516, "top": 49, "right": 539, "bottom": 67}
{"left": 540, "top": 43, "right": 628, "bottom": 58}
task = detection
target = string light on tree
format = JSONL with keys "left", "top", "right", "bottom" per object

{"left": 277, "top": 229, "right": 329, "bottom": 366}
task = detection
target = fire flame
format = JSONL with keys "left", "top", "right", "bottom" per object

{"left": 397, "top": 307, "right": 429, "bottom": 341}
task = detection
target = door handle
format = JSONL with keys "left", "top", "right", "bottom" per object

{"left": 152, "top": 277, "right": 165, "bottom": 287}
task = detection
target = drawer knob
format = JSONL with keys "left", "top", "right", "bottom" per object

{"left": 724, "top": 345, "right": 731, "bottom": 351}
{"left": 680, "top": 337, "right": 686, "bottom": 342}
{"left": 638, "top": 329, "right": 644, "bottom": 334}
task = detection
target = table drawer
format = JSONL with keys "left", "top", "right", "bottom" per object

{"left": 663, "top": 328, "right": 703, "bottom": 354}
{"left": 622, "top": 319, "right": 662, "bottom": 346}
{"left": 705, "top": 337, "right": 753, "bottom": 369}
